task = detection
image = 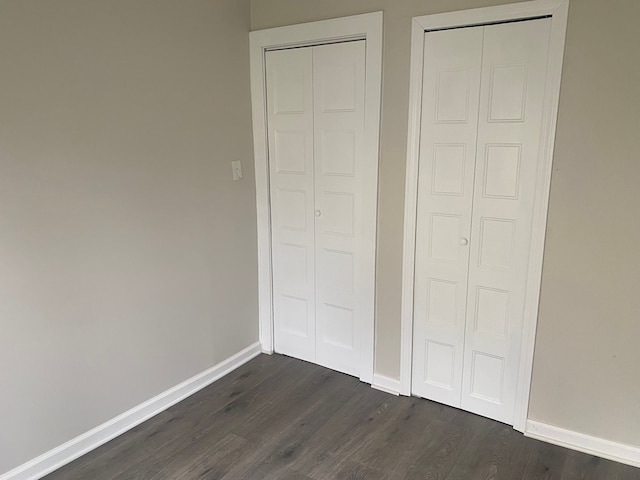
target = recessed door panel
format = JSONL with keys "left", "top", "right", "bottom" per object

{"left": 430, "top": 214, "right": 463, "bottom": 263}
{"left": 470, "top": 352, "right": 505, "bottom": 403}
{"left": 432, "top": 144, "right": 467, "bottom": 195}
{"left": 426, "top": 279, "right": 459, "bottom": 326}
{"left": 321, "top": 191, "right": 355, "bottom": 236}
{"left": 488, "top": 64, "right": 528, "bottom": 122}
{"left": 425, "top": 341, "right": 456, "bottom": 389}
{"left": 275, "top": 243, "right": 308, "bottom": 285}
{"left": 274, "top": 131, "right": 307, "bottom": 174}
{"left": 280, "top": 295, "right": 309, "bottom": 337}
{"left": 275, "top": 188, "right": 308, "bottom": 231}
{"left": 320, "top": 303, "right": 355, "bottom": 349}
{"left": 271, "top": 60, "right": 306, "bottom": 115}
{"left": 478, "top": 217, "right": 516, "bottom": 270}
{"left": 474, "top": 286, "right": 510, "bottom": 338}
{"left": 320, "top": 130, "right": 356, "bottom": 176}
{"left": 319, "top": 249, "right": 354, "bottom": 293}
{"left": 436, "top": 69, "right": 472, "bottom": 123}
{"left": 483, "top": 144, "right": 521, "bottom": 199}
{"left": 318, "top": 59, "right": 358, "bottom": 113}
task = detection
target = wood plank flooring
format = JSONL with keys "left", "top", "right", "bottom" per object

{"left": 44, "top": 354, "right": 640, "bottom": 479}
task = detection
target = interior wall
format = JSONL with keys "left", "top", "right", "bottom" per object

{"left": 0, "top": 0, "right": 258, "bottom": 474}
{"left": 527, "top": 0, "right": 640, "bottom": 448}
{"left": 251, "top": 0, "right": 640, "bottom": 448}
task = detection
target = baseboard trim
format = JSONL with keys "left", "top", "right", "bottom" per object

{"left": 371, "top": 373, "right": 401, "bottom": 396}
{"left": 0, "top": 342, "right": 262, "bottom": 480}
{"left": 525, "top": 420, "right": 640, "bottom": 469}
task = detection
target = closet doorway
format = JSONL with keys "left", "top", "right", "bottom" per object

{"left": 250, "top": 13, "right": 383, "bottom": 383}
{"left": 400, "top": 1, "right": 569, "bottom": 430}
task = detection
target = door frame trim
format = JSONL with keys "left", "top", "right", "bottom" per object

{"left": 399, "top": 0, "right": 569, "bottom": 431}
{"left": 249, "top": 12, "right": 383, "bottom": 384}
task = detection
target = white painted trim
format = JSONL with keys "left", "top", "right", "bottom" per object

{"left": 0, "top": 342, "right": 262, "bottom": 480}
{"left": 399, "top": 18, "right": 427, "bottom": 397}
{"left": 371, "top": 374, "right": 401, "bottom": 396}
{"left": 249, "top": 12, "right": 383, "bottom": 385}
{"left": 526, "top": 420, "right": 640, "bottom": 469}
{"left": 513, "top": 0, "right": 569, "bottom": 434}
{"left": 400, "top": 0, "right": 570, "bottom": 425}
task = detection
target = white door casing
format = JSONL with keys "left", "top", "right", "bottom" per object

{"left": 250, "top": 13, "right": 383, "bottom": 384}
{"left": 401, "top": 0, "right": 569, "bottom": 431}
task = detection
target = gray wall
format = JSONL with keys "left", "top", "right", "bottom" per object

{"left": 0, "top": 0, "right": 258, "bottom": 474}
{"left": 251, "top": 0, "right": 640, "bottom": 448}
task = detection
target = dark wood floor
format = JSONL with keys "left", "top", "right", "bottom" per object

{"left": 45, "top": 354, "right": 639, "bottom": 480}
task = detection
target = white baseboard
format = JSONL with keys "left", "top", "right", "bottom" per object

{"left": 371, "top": 373, "right": 401, "bottom": 396}
{"left": 0, "top": 342, "right": 262, "bottom": 480}
{"left": 525, "top": 420, "right": 640, "bottom": 469}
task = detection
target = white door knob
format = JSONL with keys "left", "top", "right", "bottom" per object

{"left": 459, "top": 237, "right": 469, "bottom": 246}
{"left": 315, "top": 210, "right": 322, "bottom": 217}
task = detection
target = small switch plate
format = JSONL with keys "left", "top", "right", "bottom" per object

{"left": 231, "top": 160, "right": 243, "bottom": 181}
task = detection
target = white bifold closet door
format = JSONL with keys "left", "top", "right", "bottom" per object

{"left": 266, "top": 41, "right": 366, "bottom": 377}
{"left": 412, "top": 18, "right": 551, "bottom": 424}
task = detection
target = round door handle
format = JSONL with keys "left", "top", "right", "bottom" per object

{"left": 460, "top": 237, "right": 469, "bottom": 246}
{"left": 315, "top": 210, "right": 322, "bottom": 217}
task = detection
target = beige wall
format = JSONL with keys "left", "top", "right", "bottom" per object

{"left": 0, "top": 0, "right": 258, "bottom": 473}
{"left": 528, "top": 0, "right": 640, "bottom": 447}
{"left": 251, "top": 0, "right": 640, "bottom": 448}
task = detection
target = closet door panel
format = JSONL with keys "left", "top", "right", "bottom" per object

{"left": 313, "top": 41, "right": 365, "bottom": 376}
{"left": 462, "top": 18, "right": 552, "bottom": 423}
{"left": 411, "top": 27, "right": 483, "bottom": 406}
{"left": 266, "top": 48, "right": 317, "bottom": 362}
